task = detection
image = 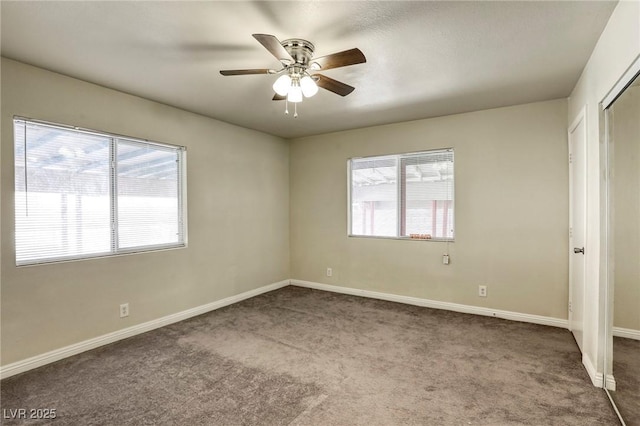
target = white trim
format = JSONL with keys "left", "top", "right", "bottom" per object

{"left": 569, "top": 105, "right": 587, "bottom": 134}
{"left": 613, "top": 326, "right": 640, "bottom": 341}
{"left": 582, "top": 352, "right": 604, "bottom": 387}
{"left": 180, "top": 148, "right": 188, "bottom": 247}
{"left": 0, "top": 279, "right": 290, "bottom": 380}
{"left": 605, "top": 374, "right": 617, "bottom": 391}
{"left": 602, "top": 53, "right": 640, "bottom": 109}
{"left": 1, "top": 279, "right": 590, "bottom": 381}
{"left": 567, "top": 105, "right": 587, "bottom": 354}
{"left": 602, "top": 57, "right": 640, "bottom": 389}
{"left": 290, "top": 279, "right": 569, "bottom": 329}
{"left": 347, "top": 158, "right": 352, "bottom": 236}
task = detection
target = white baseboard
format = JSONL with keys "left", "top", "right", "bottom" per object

{"left": 613, "top": 326, "right": 640, "bottom": 341}
{"left": 0, "top": 279, "right": 290, "bottom": 380}
{"left": 582, "top": 353, "right": 604, "bottom": 387}
{"left": 290, "top": 279, "right": 569, "bottom": 329}
{"left": 0, "top": 278, "right": 577, "bottom": 381}
{"left": 605, "top": 374, "right": 616, "bottom": 391}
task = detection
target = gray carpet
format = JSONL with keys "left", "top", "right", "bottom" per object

{"left": 611, "top": 337, "right": 640, "bottom": 425}
{"left": 1, "top": 286, "right": 619, "bottom": 425}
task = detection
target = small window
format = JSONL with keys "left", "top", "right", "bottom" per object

{"left": 349, "top": 149, "right": 454, "bottom": 240}
{"left": 14, "top": 118, "right": 186, "bottom": 266}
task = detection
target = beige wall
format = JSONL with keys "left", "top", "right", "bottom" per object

{"left": 568, "top": 0, "right": 640, "bottom": 384}
{"left": 612, "top": 85, "right": 640, "bottom": 332}
{"left": 290, "top": 99, "right": 569, "bottom": 319}
{"left": 0, "top": 59, "right": 290, "bottom": 365}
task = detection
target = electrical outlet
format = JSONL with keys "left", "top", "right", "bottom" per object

{"left": 119, "top": 303, "right": 129, "bottom": 318}
{"left": 478, "top": 286, "right": 487, "bottom": 297}
{"left": 442, "top": 254, "right": 450, "bottom": 265}
{"left": 326, "top": 267, "right": 333, "bottom": 277}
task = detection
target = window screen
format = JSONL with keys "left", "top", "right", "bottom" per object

{"left": 349, "top": 149, "right": 454, "bottom": 240}
{"left": 14, "top": 118, "right": 186, "bottom": 265}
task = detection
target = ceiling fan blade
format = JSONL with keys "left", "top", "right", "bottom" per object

{"left": 315, "top": 74, "right": 355, "bottom": 96}
{"left": 220, "top": 69, "right": 275, "bottom": 76}
{"left": 252, "top": 34, "right": 294, "bottom": 64}
{"left": 272, "top": 94, "right": 286, "bottom": 101}
{"left": 311, "top": 48, "right": 366, "bottom": 71}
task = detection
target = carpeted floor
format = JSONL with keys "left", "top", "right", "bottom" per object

{"left": 611, "top": 336, "right": 640, "bottom": 425}
{"left": 1, "top": 286, "right": 619, "bottom": 425}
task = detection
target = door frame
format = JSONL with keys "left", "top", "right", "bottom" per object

{"left": 568, "top": 106, "right": 587, "bottom": 351}
{"left": 601, "top": 55, "right": 640, "bottom": 391}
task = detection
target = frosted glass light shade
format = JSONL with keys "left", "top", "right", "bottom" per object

{"left": 273, "top": 75, "right": 292, "bottom": 96}
{"left": 300, "top": 76, "right": 318, "bottom": 97}
{"left": 287, "top": 84, "right": 303, "bottom": 103}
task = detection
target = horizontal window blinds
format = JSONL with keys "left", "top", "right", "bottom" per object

{"left": 401, "top": 151, "right": 454, "bottom": 239}
{"left": 349, "top": 149, "right": 454, "bottom": 240}
{"left": 116, "top": 139, "right": 181, "bottom": 250}
{"left": 14, "top": 118, "right": 185, "bottom": 266}
{"left": 350, "top": 156, "right": 398, "bottom": 237}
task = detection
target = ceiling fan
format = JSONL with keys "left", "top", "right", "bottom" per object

{"left": 220, "top": 34, "right": 366, "bottom": 117}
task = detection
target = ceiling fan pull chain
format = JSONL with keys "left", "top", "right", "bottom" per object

{"left": 285, "top": 99, "right": 289, "bottom": 115}
{"left": 294, "top": 102, "right": 298, "bottom": 118}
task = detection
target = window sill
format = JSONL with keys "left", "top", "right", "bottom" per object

{"left": 16, "top": 243, "right": 187, "bottom": 268}
{"left": 348, "top": 235, "right": 454, "bottom": 242}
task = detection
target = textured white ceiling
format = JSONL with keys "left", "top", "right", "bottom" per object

{"left": 1, "top": 1, "right": 617, "bottom": 139}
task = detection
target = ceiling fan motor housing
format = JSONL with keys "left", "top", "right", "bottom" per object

{"left": 280, "top": 39, "right": 315, "bottom": 67}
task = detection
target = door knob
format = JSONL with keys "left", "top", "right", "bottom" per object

{"left": 573, "top": 247, "right": 585, "bottom": 254}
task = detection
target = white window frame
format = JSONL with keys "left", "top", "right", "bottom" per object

{"left": 347, "top": 148, "right": 454, "bottom": 241}
{"left": 13, "top": 117, "right": 188, "bottom": 266}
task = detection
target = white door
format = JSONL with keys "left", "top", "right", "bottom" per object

{"left": 569, "top": 108, "right": 587, "bottom": 352}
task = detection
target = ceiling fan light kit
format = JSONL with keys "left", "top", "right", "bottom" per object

{"left": 272, "top": 69, "right": 315, "bottom": 100}
{"left": 220, "top": 34, "right": 366, "bottom": 118}
{"left": 272, "top": 74, "right": 291, "bottom": 96}
{"left": 300, "top": 76, "right": 318, "bottom": 97}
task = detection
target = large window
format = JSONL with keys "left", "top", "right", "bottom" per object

{"left": 14, "top": 118, "right": 186, "bottom": 265}
{"left": 349, "top": 149, "right": 454, "bottom": 240}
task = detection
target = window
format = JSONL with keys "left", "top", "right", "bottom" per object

{"left": 349, "top": 149, "right": 454, "bottom": 240}
{"left": 14, "top": 118, "right": 186, "bottom": 265}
